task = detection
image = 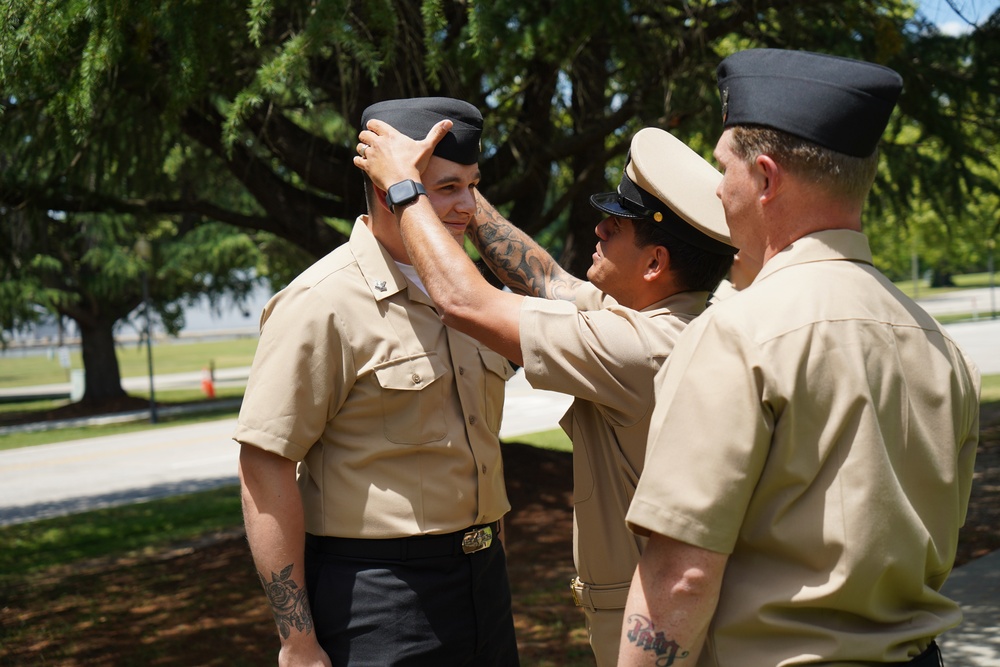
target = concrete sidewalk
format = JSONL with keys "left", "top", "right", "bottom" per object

{"left": 940, "top": 549, "right": 1000, "bottom": 666}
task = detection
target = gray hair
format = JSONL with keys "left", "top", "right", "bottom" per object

{"left": 729, "top": 125, "right": 880, "bottom": 204}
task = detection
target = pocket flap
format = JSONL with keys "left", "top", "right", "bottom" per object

{"left": 479, "top": 348, "right": 515, "bottom": 381}
{"left": 373, "top": 353, "right": 448, "bottom": 391}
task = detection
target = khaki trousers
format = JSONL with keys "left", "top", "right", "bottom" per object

{"left": 572, "top": 577, "right": 630, "bottom": 667}
{"left": 584, "top": 605, "right": 626, "bottom": 667}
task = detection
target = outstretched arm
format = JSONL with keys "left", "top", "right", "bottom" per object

{"left": 471, "top": 193, "right": 585, "bottom": 303}
{"left": 355, "top": 119, "right": 525, "bottom": 365}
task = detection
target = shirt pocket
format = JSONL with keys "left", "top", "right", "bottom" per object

{"left": 479, "top": 348, "right": 515, "bottom": 434}
{"left": 373, "top": 353, "right": 449, "bottom": 444}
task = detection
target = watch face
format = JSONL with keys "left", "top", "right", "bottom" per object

{"left": 387, "top": 180, "right": 423, "bottom": 211}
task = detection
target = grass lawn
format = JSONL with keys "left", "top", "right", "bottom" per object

{"left": 893, "top": 271, "right": 999, "bottom": 298}
{"left": 0, "top": 336, "right": 260, "bottom": 389}
{"left": 0, "top": 486, "right": 244, "bottom": 584}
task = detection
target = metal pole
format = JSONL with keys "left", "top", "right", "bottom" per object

{"left": 142, "top": 268, "right": 158, "bottom": 424}
{"left": 988, "top": 239, "right": 996, "bottom": 320}
{"left": 911, "top": 247, "right": 920, "bottom": 300}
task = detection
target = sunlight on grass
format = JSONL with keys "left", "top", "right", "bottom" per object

{"left": 0, "top": 337, "right": 259, "bottom": 389}
{"left": 982, "top": 374, "right": 1000, "bottom": 403}
{"left": 894, "top": 271, "right": 998, "bottom": 299}
{"left": 0, "top": 486, "right": 243, "bottom": 585}
{"left": 505, "top": 428, "right": 572, "bottom": 452}
{"left": 0, "top": 397, "right": 72, "bottom": 416}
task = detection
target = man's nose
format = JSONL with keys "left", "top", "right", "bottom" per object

{"left": 456, "top": 188, "right": 477, "bottom": 215}
{"left": 595, "top": 217, "right": 613, "bottom": 240}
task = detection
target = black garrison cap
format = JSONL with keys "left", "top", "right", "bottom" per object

{"left": 361, "top": 97, "right": 483, "bottom": 165}
{"left": 717, "top": 49, "right": 903, "bottom": 157}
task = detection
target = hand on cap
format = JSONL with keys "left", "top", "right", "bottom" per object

{"left": 354, "top": 119, "right": 453, "bottom": 191}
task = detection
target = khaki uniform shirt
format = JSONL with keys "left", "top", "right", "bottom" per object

{"left": 234, "top": 218, "right": 514, "bottom": 539}
{"left": 520, "top": 284, "right": 710, "bottom": 593}
{"left": 628, "top": 230, "right": 980, "bottom": 666}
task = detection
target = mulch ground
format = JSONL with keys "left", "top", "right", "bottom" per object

{"left": 1, "top": 405, "right": 998, "bottom": 667}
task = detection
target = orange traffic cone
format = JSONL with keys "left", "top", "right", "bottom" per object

{"left": 201, "top": 367, "right": 216, "bottom": 399}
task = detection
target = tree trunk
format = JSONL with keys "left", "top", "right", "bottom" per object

{"left": 930, "top": 266, "right": 956, "bottom": 288}
{"left": 77, "top": 317, "right": 127, "bottom": 404}
{"left": 564, "top": 35, "right": 614, "bottom": 279}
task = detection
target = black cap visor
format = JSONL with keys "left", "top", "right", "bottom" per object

{"left": 589, "top": 169, "right": 668, "bottom": 220}
{"left": 589, "top": 191, "right": 641, "bottom": 219}
{"left": 589, "top": 171, "right": 736, "bottom": 256}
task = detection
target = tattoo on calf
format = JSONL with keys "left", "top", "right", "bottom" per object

{"left": 625, "top": 614, "right": 690, "bottom": 666}
{"left": 259, "top": 564, "right": 314, "bottom": 639}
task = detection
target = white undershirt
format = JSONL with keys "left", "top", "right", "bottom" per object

{"left": 395, "top": 261, "right": 429, "bottom": 296}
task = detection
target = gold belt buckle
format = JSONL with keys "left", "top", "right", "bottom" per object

{"left": 461, "top": 525, "right": 493, "bottom": 554}
{"left": 570, "top": 577, "right": 585, "bottom": 607}
{"left": 570, "top": 579, "right": 583, "bottom": 607}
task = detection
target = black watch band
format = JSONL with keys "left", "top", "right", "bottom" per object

{"left": 385, "top": 179, "right": 427, "bottom": 212}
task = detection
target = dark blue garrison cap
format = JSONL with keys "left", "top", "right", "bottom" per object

{"left": 717, "top": 49, "right": 903, "bottom": 157}
{"left": 361, "top": 97, "right": 483, "bottom": 165}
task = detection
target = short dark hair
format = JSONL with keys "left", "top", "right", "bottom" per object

{"left": 633, "top": 218, "right": 733, "bottom": 293}
{"left": 363, "top": 173, "right": 375, "bottom": 213}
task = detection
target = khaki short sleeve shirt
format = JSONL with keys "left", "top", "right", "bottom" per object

{"left": 520, "top": 283, "right": 710, "bottom": 591}
{"left": 628, "top": 230, "right": 980, "bottom": 665}
{"left": 234, "top": 218, "right": 514, "bottom": 538}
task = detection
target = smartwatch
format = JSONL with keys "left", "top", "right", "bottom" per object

{"left": 385, "top": 179, "right": 427, "bottom": 212}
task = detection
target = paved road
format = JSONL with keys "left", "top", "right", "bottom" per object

{"left": 0, "top": 419, "right": 241, "bottom": 526}
{"left": 916, "top": 287, "right": 999, "bottom": 318}
{"left": 944, "top": 319, "right": 1000, "bottom": 375}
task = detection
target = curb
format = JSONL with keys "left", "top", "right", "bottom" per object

{"left": 0, "top": 399, "right": 243, "bottom": 437}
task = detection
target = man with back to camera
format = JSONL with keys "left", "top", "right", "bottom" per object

{"left": 354, "top": 121, "right": 736, "bottom": 665}
{"left": 235, "top": 97, "right": 520, "bottom": 667}
{"left": 619, "top": 49, "right": 980, "bottom": 666}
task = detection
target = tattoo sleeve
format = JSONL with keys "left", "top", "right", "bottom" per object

{"left": 473, "top": 194, "right": 584, "bottom": 302}
{"left": 259, "top": 564, "right": 315, "bottom": 640}
{"left": 625, "top": 614, "right": 691, "bottom": 666}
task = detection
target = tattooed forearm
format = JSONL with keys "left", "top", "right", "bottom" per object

{"left": 473, "top": 195, "right": 583, "bottom": 302}
{"left": 625, "top": 614, "right": 690, "bottom": 666}
{"left": 259, "top": 564, "right": 315, "bottom": 640}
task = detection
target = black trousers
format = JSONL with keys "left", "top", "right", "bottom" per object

{"left": 305, "top": 530, "right": 520, "bottom": 666}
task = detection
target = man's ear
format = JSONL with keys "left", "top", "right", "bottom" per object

{"left": 644, "top": 245, "right": 670, "bottom": 282}
{"left": 756, "top": 154, "right": 781, "bottom": 204}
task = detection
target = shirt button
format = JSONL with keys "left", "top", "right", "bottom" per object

{"left": 411, "top": 373, "right": 421, "bottom": 384}
{"left": 468, "top": 415, "right": 477, "bottom": 425}
{"left": 458, "top": 367, "right": 465, "bottom": 375}
{"left": 482, "top": 464, "right": 487, "bottom": 474}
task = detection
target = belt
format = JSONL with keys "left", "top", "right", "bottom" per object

{"left": 570, "top": 576, "right": 631, "bottom": 611}
{"left": 306, "top": 522, "right": 498, "bottom": 560}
